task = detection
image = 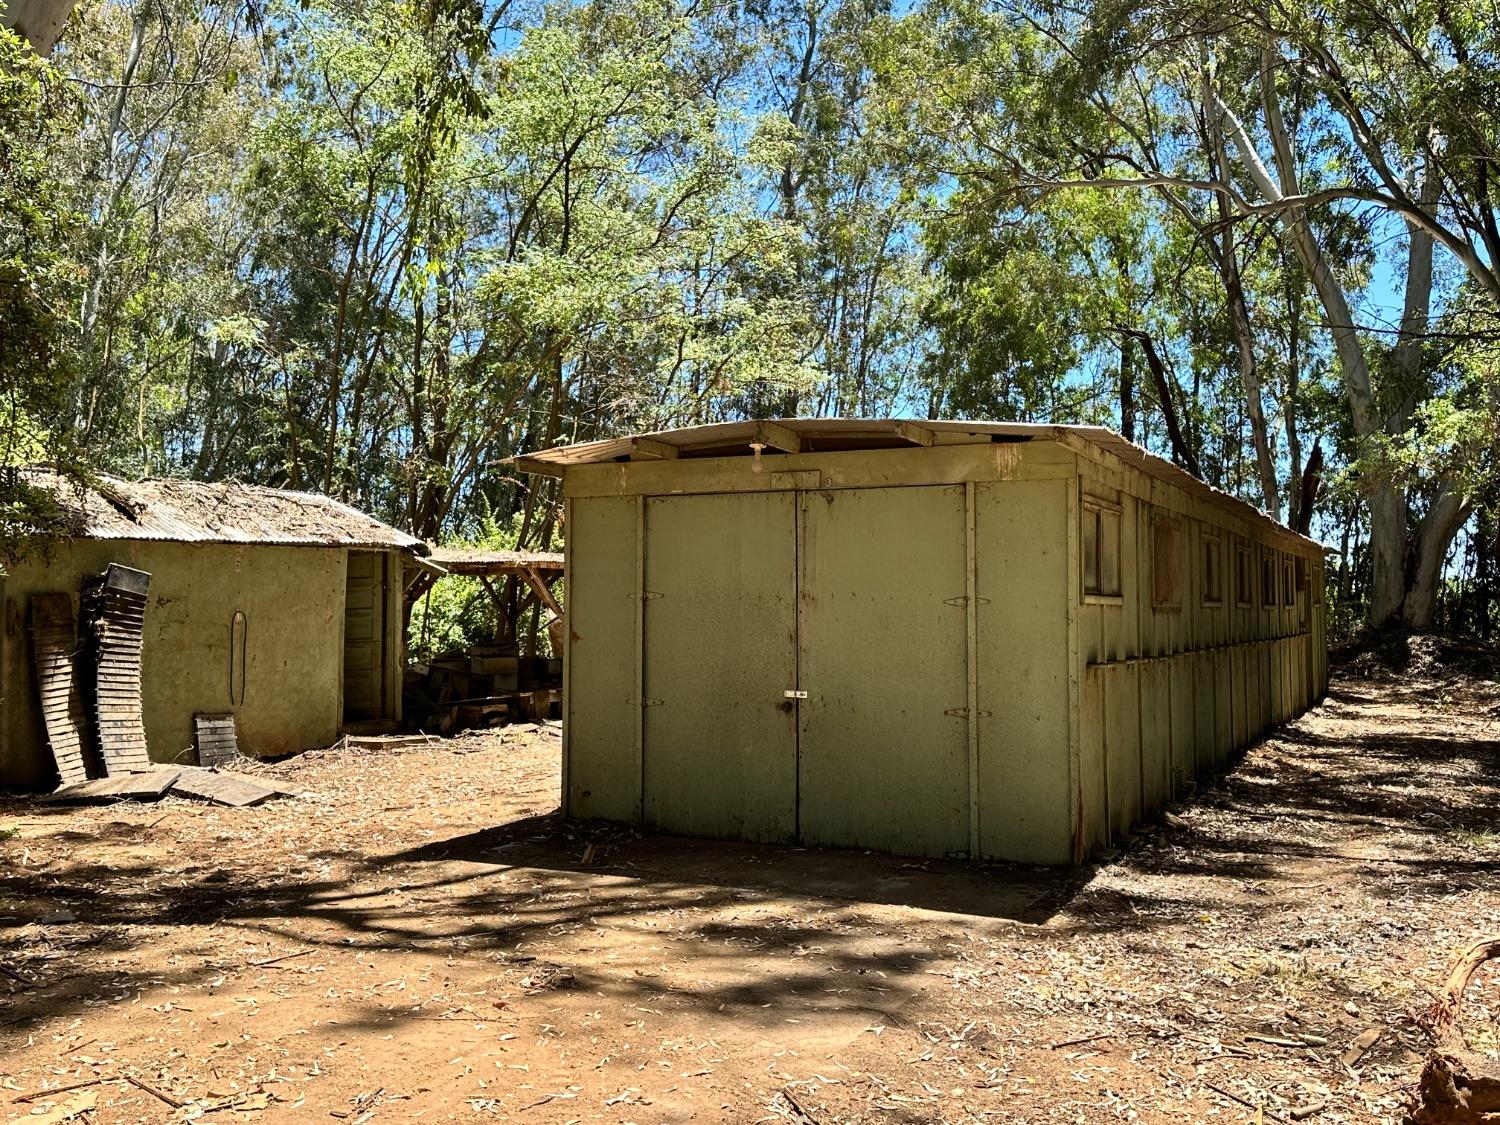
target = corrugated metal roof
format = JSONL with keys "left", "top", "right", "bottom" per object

{"left": 426, "top": 546, "right": 564, "bottom": 572}
{"left": 27, "top": 470, "right": 424, "bottom": 552}
{"left": 512, "top": 418, "right": 1323, "bottom": 551}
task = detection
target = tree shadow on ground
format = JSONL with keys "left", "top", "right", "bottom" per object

{"left": 0, "top": 809, "right": 1074, "bottom": 1034}
{"left": 381, "top": 812, "right": 1089, "bottom": 924}
{"left": 3, "top": 664, "right": 1495, "bottom": 1038}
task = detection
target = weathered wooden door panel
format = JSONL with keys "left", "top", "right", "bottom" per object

{"left": 797, "top": 486, "right": 970, "bottom": 858}
{"left": 343, "top": 551, "right": 384, "bottom": 722}
{"left": 973, "top": 478, "right": 1072, "bottom": 863}
{"left": 642, "top": 492, "right": 798, "bottom": 843}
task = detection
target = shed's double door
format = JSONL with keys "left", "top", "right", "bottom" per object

{"left": 642, "top": 486, "right": 971, "bottom": 858}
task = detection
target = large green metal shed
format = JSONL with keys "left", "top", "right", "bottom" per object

{"left": 516, "top": 419, "right": 1329, "bottom": 864}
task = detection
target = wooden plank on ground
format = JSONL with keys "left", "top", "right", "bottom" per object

{"left": 95, "top": 769, "right": 181, "bottom": 798}
{"left": 169, "top": 769, "right": 278, "bottom": 807}
{"left": 46, "top": 768, "right": 180, "bottom": 802}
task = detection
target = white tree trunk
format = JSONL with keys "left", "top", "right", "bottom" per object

{"left": 1393, "top": 154, "right": 1438, "bottom": 429}
{"left": 1200, "top": 67, "right": 1280, "bottom": 519}
{"left": 2, "top": 0, "right": 80, "bottom": 54}
{"left": 1208, "top": 56, "right": 1406, "bottom": 625}
{"left": 1403, "top": 488, "right": 1471, "bottom": 629}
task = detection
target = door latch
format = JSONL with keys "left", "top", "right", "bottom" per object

{"left": 783, "top": 690, "right": 808, "bottom": 699}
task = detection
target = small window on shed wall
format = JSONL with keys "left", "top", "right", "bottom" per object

{"left": 1202, "top": 533, "right": 1223, "bottom": 606}
{"left": 1303, "top": 557, "right": 1323, "bottom": 606}
{"left": 1151, "top": 514, "right": 1183, "bottom": 609}
{"left": 1282, "top": 559, "right": 1295, "bottom": 606}
{"left": 1236, "top": 544, "right": 1254, "bottom": 607}
{"left": 1262, "top": 551, "right": 1278, "bottom": 607}
{"left": 1082, "top": 499, "right": 1122, "bottom": 598}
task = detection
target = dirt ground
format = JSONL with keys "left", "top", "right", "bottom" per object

{"left": 4, "top": 644, "right": 1499, "bottom": 1124}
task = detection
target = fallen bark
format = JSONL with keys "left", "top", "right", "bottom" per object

{"left": 1409, "top": 937, "right": 1500, "bottom": 1124}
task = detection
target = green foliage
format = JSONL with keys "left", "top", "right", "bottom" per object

{"left": 407, "top": 513, "right": 562, "bottom": 660}
{"left": 0, "top": 28, "right": 91, "bottom": 564}
{"left": 13, "top": 0, "right": 1500, "bottom": 631}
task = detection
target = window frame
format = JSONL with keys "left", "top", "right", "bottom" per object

{"left": 1080, "top": 495, "right": 1124, "bottom": 603}
{"left": 1201, "top": 531, "right": 1224, "bottom": 607}
{"left": 1235, "top": 543, "right": 1254, "bottom": 607}
{"left": 1150, "top": 512, "right": 1184, "bottom": 611}
{"left": 1261, "top": 549, "right": 1278, "bottom": 608}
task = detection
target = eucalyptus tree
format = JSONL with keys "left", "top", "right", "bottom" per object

{"left": 45, "top": 0, "right": 258, "bottom": 473}
{"left": 0, "top": 27, "right": 90, "bottom": 558}
{"left": 886, "top": 0, "right": 1499, "bottom": 628}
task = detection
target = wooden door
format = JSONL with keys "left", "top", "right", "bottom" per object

{"left": 796, "top": 485, "right": 970, "bottom": 858}
{"left": 641, "top": 492, "right": 799, "bottom": 843}
{"left": 343, "top": 551, "right": 385, "bottom": 721}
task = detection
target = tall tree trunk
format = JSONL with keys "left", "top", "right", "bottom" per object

{"left": 1118, "top": 333, "right": 1136, "bottom": 443}
{"left": 1117, "top": 327, "right": 1199, "bottom": 476}
{"left": 1392, "top": 153, "right": 1438, "bottom": 431}
{"left": 1208, "top": 56, "right": 1404, "bottom": 624}
{"left": 2, "top": 0, "right": 80, "bottom": 54}
{"left": 1200, "top": 64, "right": 1279, "bottom": 518}
{"left": 1403, "top": 487, "right": 1472, "bottom": 629}
{"left": 1283, "top": 272, "right": 1305, "bottom": 528}
{"left": 80, "top": 7, "right": 148, "bottom": 362}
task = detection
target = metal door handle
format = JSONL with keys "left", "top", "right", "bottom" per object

{"left": 783, "top": 690, "right": 807, "bottom": 699}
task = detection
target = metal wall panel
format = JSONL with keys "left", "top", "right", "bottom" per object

{"left": 642, "top": 492, "right": 798, "bottom": 843}
{"left": 565, "top": 496, "right": 641, "bottom": 822}
{"left": 1079, "top": 666, "right": 1109, "bottom": 855}
{"left": 1168, "top": 658, "right": 1195, "bottom": 797}
{"left": 797, "top": 486, "right": 970, "bottom": 858}
{"left": 1212, "top": 651, "right": 1232, "bottom": 765}
{"left": 1140, "top": 661, "right": 1172, "bottom": 814}
{"left": 1192, "top": 651, "right": 1216, "bottom": 776}
{"left": 974, "top": 478, "right": 1073, "bottom": 863}
{"left": 1103, "top": 663, "right": 1141, "bottom": 837}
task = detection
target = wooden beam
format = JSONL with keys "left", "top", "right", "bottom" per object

{"left": 629, "top": 437, "right": 679, "bottom": 461}
{"left": 753, "top": 421, "right": 802, "bottom": 454}
{"left": 512, "top": 456, "right": 565, "bottom": 478}
{"left": 894, "top": 421, "right": 936, "bottom": 447}
{"left": 519, "top": 566, "right": 564, "bottom": 619}
{"left": 476, "top": 574, "right": 510, "bottom": 623}
{"left": 404, "top": 571, "right": 438, "bottom": 606}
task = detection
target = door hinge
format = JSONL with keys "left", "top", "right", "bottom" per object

{"left": 944, "top": 595, "right": 991, "bottom": 607}
{"left": 639, "top": 697, "right": 663, "bottom": 707}
{"left": 783, "top": 689, "right": 808, "bottom": 699}
{"left": 630, "top": 591, "right": 663, "bottom": 600}
{"left": 944, "top": 706, "right": 992, "bottom": 718}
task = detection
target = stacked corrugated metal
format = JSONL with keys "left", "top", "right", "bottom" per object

{"left": 80, "top": 564, "right": 152, "bottom": 775}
